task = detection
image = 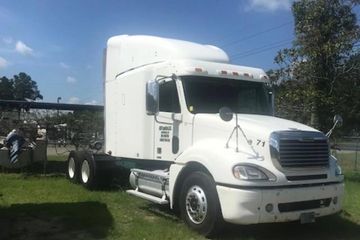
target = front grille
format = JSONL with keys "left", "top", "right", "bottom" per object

{"left": 279, "top": 139, "right": 329, "bottom": 168}
{"left": 278, "top": 198, "right": 331, "bottom": 213}
{"left": 270, "top": 131, "right": 329, "bottom": 168}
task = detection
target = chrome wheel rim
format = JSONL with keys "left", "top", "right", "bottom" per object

{"left": 81, "top": 160, "right": 90, "bottom": 183}
{"left": 185, "top": 185, "right": 207, "bottom": 224}
{"left": 68, "top": 157, "right": 75, "bottom": 179}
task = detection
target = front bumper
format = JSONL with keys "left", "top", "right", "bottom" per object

{"left": 216, "top": 182, "right": 344, "bottom": 224}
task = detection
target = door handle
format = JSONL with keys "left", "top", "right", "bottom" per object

{"left": 172, "top": 136, "right": 179, "bottom": 154}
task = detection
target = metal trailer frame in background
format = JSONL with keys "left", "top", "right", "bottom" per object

{"left": 0, "top": 99, "right": 104, "bottom": 173}
{"left": 0, "top": 100, "right": 103, "bottom": 111}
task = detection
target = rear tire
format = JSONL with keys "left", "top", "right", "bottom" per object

{"left": 80, "top": 157, "right": 97, "bottom": 189}
{"left": 180, "top": 171, "right": 224, "bottom": 237}
{"left": 66, "top": 153, "right": 79, "bottom": 183}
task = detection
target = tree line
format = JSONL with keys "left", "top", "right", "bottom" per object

{"left": 270, "top": 0, "right": 360, "bottom": 135}
{"left": 0, "top": 72, "right": 43, "bottom": 101}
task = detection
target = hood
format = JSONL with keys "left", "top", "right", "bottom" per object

{"left": 193, "top": 114, "right": 318, "bottom": 153}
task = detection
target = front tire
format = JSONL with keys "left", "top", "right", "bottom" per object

{"left": 180, "top": 171, "right": 224, "bottom": 237}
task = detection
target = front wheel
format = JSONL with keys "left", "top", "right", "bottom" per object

{"left": 180, "top": 171, "right": 224, "bottom": 237}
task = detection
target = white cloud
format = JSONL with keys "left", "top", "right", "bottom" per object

{"left": 85, "top": 100, "right": 97, "bottom": 105}
{"left": 246, "top": 0, "right": 292, "bottom": 12}
{"left": 2, "top": 37, "right": 13, "bottom": 44}
{"left": 60, "top": 62, "right": 70, "bottom": 69}
{"left": 68, "top": 97, "right": 80, "bottom": 104}
{"left": 0, "top": 56, "right": 8, "bottom": 69}
{"left": 66, "top": 76, "right": 77, "bottom": 83}
{"left": 15, "top": 41, "right": 33, "bottom": 55}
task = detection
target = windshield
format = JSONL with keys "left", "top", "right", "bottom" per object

{"left": 181, "top": 76, "right": 272, "bottom": 115}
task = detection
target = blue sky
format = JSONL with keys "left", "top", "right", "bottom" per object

{"left": 0, "top": 0, "right": 358, "bottom": 104}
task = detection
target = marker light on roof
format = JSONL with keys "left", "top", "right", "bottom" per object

{"left": 188, "top": 67, "right": 207, "bottom": 74}
{"left": 243, "top": 73, "right": 253, "bottom": 78}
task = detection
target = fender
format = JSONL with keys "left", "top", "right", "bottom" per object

{"left": 169, "top": 138, "right": 254, "bottom": 208}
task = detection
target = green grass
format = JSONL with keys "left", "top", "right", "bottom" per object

{"left": 0, "top": 155, "right": 203, "bottom": 240}
{"left": 0, "top": 156, "right": 360, "bottom": 239}
{"left": 343, "top": 172, "right": 360, "bottom": 220}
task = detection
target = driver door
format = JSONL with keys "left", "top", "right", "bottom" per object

{"left": 154, "top": 80, "right": 181, "bottom": 161}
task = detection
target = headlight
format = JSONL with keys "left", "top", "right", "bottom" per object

{"left": 233, "top": 165, "right": 276, "bottom": 181}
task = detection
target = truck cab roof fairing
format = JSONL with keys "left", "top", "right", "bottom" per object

{"left": 105, "top": 35, "right": 229, "bottom": 81}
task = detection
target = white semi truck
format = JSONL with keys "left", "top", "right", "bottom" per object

{"left": 66, "top": 35, "right": 344, "bottom": 236}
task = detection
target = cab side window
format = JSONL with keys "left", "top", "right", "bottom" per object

{"left": 159, "top": 81, "right": 181, "bottom": 113}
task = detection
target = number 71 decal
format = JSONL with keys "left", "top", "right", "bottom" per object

{"left": 256, "top": 139, "right": 265, "bottom": 147}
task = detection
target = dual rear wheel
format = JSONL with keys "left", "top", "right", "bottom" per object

{"left": 66, "top": 153, "right": 96, "bottom": 189}
{"left": 67, "top": 156, "right": 77, "bottom": 182}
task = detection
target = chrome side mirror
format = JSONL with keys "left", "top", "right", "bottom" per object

{"left": 333, "top": 114, "right": 343, "bottom": 128}
{"left": 219, "top": 107, "right": 233, "bottom": 122}
{"left": 146, "top": 80, "right": 159, "bottom": 115}
{"left": 326, "top": 114, "right": 343, "bottom": 137}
